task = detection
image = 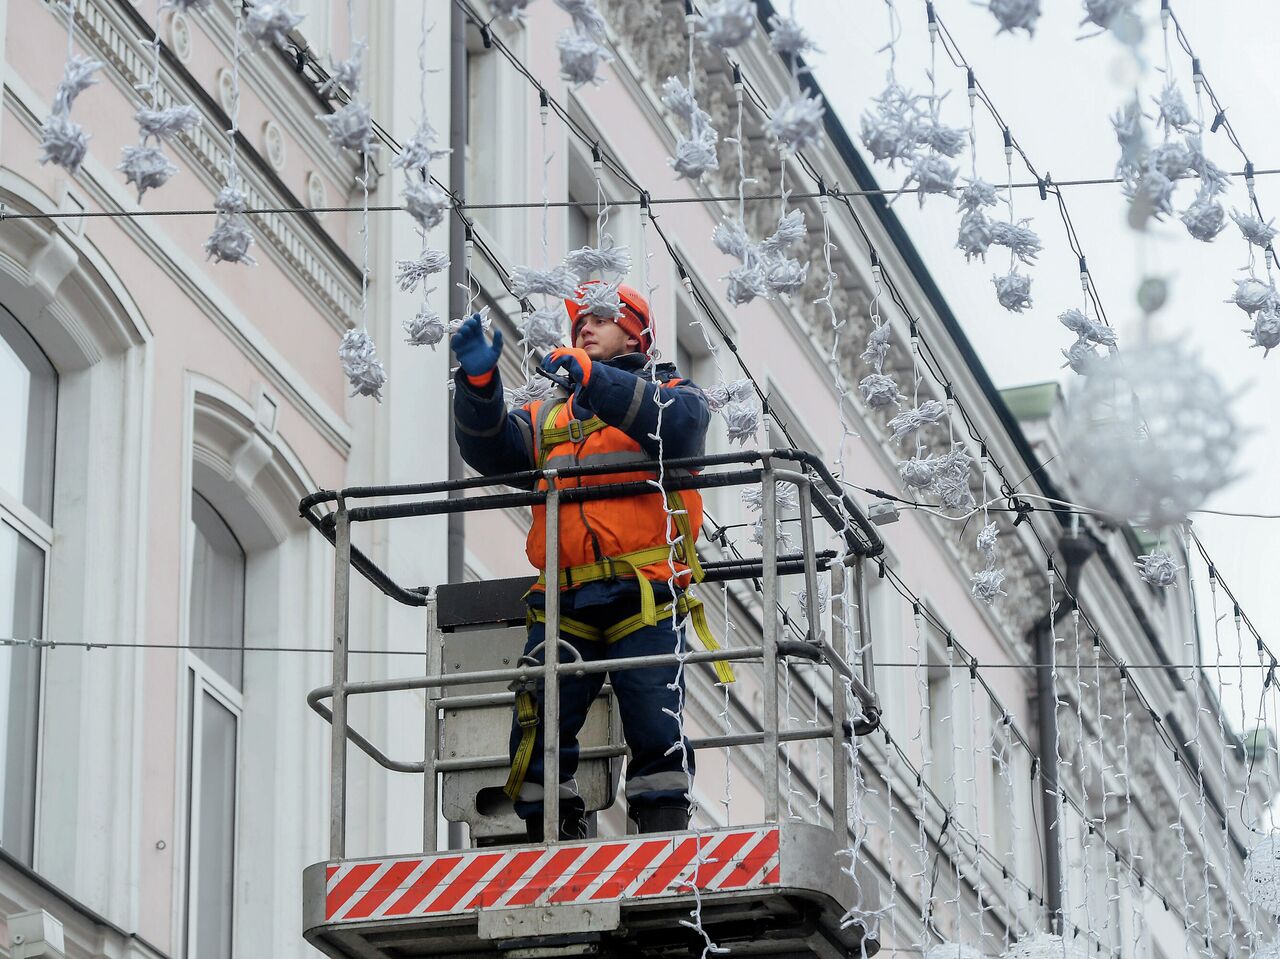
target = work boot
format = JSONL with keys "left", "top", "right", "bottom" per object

{"left": 636, "top": 805, "right": 691, "bottom": 834}
{"left": 525, "top": 811, "right": 588, "bottom": 843}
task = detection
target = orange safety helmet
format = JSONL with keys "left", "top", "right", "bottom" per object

{"left": 565, "top": 281, "right": 654, "bottom": 353}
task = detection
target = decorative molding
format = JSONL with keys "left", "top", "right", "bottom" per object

{"left": 262, "top": 119, "right": 287, "bottom": 171}
{"left": 66, "top": 0, "right": 361, "bottom": 333}
{"left": 3, "top": 89, "right": 352, "bottom": 455}
{"left": 186, "top": 0, "right": 360, "bottom": 196}
{"left": 167, "top": 9, "right": 193, "bottom": 61}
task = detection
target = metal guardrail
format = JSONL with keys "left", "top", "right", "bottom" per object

{"left": 301, "top": 449, "right": 884, "bottom": 858}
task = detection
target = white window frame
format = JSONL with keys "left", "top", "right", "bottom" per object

{"left": 183, "top": 655, "right": 243, "bottom": 959}
{"left": 0, "top": 495, "right": 52, "bottom": 867}
{"left": 182, "top": 485, "right": 246, "bottom": 959}
{"left": 0, "top": 309, "right": 56, "bottom": 867}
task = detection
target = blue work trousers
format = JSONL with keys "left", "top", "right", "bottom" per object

{"left": 509, "top": 607, "right": 694, "bottom": 824}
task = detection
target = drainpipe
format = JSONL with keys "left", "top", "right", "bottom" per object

{"left": 445, "top": 0, "right": 467, "bottom": 852}
{"left": 1028, "top": 520, "right": 1096, "bottom": 933}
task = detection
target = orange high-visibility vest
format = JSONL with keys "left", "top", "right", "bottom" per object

{"left": 524, "top": 389, "right": 703, "bottom": 595}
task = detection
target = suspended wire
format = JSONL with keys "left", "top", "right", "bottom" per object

{"left": 1165, "top": 2, "right": 1278, "bottom": 263}
{"left": 76, "top": 3, "right": 1264, "bottom": 935}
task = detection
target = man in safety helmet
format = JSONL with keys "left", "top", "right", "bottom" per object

{"left": 450, "top": 280, "right": 730, "bottom": 841}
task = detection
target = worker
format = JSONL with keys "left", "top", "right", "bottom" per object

{"left": 450, "top": 280, "right": 732, "bottom": 840}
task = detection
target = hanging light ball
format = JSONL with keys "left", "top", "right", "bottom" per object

{"left": 1245, "top": 835, "right": 1280, "bottom": 917}
{"left": 1137, "top": 276, "right": 1169, "bottom": 314}
{"left": 1002, "top": 933, "right": 1087, "bottom": 959}
{"left": 1063, "top": 339, "right": 1239, "bottom": 530}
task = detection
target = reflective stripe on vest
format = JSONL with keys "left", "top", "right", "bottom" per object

{"left": 524, "top": 386, "right": 704, "bottom": 591}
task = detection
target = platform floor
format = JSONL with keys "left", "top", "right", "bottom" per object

{"left": 305, "top": 822, "right": 880, "bottom": 959}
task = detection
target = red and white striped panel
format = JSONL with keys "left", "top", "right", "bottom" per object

{"left": 324, "top": 827, "right": 780, "bottom": 923}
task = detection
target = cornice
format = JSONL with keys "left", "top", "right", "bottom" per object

{"left": 65, "top": 0, "right": 362, "bottom": 333}
{"left": 184, "top": 0, "right": 362, "bottom": 195}
{"left": 5, "top": 82, "right": 353, "bottom": 456}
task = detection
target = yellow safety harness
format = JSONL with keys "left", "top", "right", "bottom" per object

{"left": 504, "top": 401, "right": 734, "bottom": 800}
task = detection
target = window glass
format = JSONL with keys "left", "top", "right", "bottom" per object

{"left": 566, "top": 202, "right": 595, "bottom": 255}
{"left": 0, "top": 307, "right": 57, "bottom": 523}
{"left": 189, "top": 493, "right": 246, "bottom": 690}
{"left": 0, "top": 522, "right": 42, "bottom": 864}
{"left": 191, "top": 689, "right": 237, "bottom": 959}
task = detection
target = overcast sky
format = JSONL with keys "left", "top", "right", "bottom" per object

{"left": 796, "top": 0, "right": 1280, "bottom": 749}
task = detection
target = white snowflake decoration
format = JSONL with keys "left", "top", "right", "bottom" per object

{"left": 1153, "top": 83, "right": 1195, "bottom": 135}
{"left": 317, "top": 99, "right": 373, "bottom": 153}
{"left": 491, "top": 0, "right": 535, "bottom": 24}
{"left": 1228, "top": 277, "right": 1279, "bottom": 315}
{"left": 510, "top": 264, "right": 579, "bottom": 299}
{"left": 318, "top": 41, "right": 366, "bottom": 97}
{"left": 397, "top": 250, "right": 451, "bottom": 292}
{"left": 135, "top": 105, "right": 200, "bottom": 141}
{"left": 1232, "top": 209, "right": 1278, "bottom": 249}
{"left": 574, "top": 279, "right": 623, "bottom": 320}
{"left": 860, "top": 82, "right": 925, "bottom": 169}
{"left": 1135, "top": 549, "right": 1181, "bottom": 588}
{"left": 403, "top": 304, "right": 446, "bottom": 348}
{"left": 52, "top": 55, "right": 102, "bottom": 114}
{"left": 40, "top": 54, "right": 103, "bottom": 174}
{"left": 766, "top": 91, "right": 826, "bottom": 155}
{"left": 698, "top": 0, "right": 755, "bottom": 49}
{"left": 338, "top": 327, "right": 387, "bottom": 400}
{"left": 118, "top": 144, "right": 177, "bottom": 201}
{"left": 403, "top": 177, "right": 450, "bottom": 231}
{"left": 1181, "top": 189, "right": 1226, "bottom": 242}
{"left": 887, "top": 400, "right": 946, "bottom": 443}
{"left": 989, "top": 219, "right": 1042, "bottom": 264}
{"left": 394, "top": 119, "right": 451, "bottom": 172}
{"left": 993, "top": 270, "right": 1033, "bottom": 312}
{"left": 702, "top": 378, "right": 754, "bottom": 412}
{"left": 767, "top": 14, "right": 815, "bottom": 58}
{"left": 564, "top": 237, "right": 632, "bottom": 278}
{"left": 859, "top": 372, "right": 903, "bottom": 409}
{"left": 987, "top": 0, "right": 1041, "bottom": 36}
{"left": 661, "top": 77, "right": 719, "bottom": 181}
{"left": 204, "top": 185, "right": 256, "bottom": 264}
{"left": 244, "top": 1, "right": 303, "bottom": 48}
{"left": 557, "top": 28, "right": 611, "bottom": 88}
{"left": 521, "top": 306, "right": 567, "bottom": 351}
{"left": 795, "top": 578, "right": 829, "bottom": 622}
{"left": 1246, "top": 307, "right": 1280, "bottom": 357}
{"left": 38, "top": 113, "right": 90, "bottom": 174}
{"left": 723, "top": 398, "right": 761, "bottom": 446}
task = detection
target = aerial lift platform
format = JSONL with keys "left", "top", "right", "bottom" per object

{"left": 299, "top": 449, "right": 886, "bottom": 958}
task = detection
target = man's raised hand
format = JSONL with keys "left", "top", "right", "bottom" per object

{"left": 450, "top": 313, "right": 504, "bottom": 377}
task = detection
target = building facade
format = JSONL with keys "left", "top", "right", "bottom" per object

{"left": 0, "top": 1, "right": 1273, "bottom": 959}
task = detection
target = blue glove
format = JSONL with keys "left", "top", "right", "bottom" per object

{"left": 451, "top": 314, "right": 504, "bottom": 378}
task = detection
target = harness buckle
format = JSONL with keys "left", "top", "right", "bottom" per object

{"left": 567, "top": 418, "right": 585, "bottom": 443}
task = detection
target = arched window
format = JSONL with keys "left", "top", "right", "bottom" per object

{"left": 0, "top": 305, "right": 57, "bottom": 866}
{"left": 186, "top": 492, "right": 245, "bottom": 959}
{"left": 189, "top": 492, "right": 246, "bottom": 689}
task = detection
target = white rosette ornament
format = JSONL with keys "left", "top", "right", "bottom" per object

{"left": 1063, "top": 338, "right": 1239, "bottom": 530}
